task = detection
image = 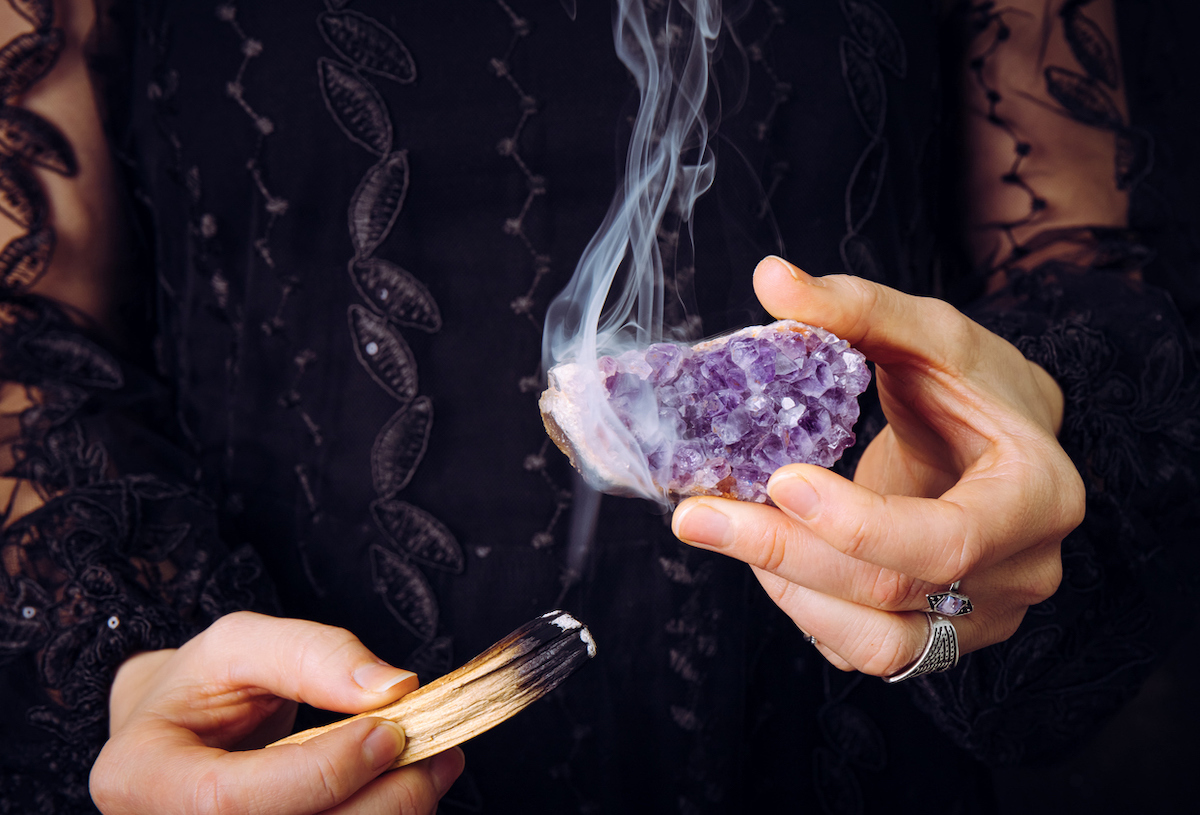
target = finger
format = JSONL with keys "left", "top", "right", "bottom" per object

{"left": 765, "top": 462, "right": 1068, "bottom": 584}
{"left": 326, "top": 748, "right": 465, "bottom": 815}
{"left": 186, "top": 612, "right": 419, "bottom": 713}
{"left": 94, "top": 715, "right": 419, "bottom": 815}
{"left": 751, "top": 567, "right": 1032, "bottom": 677}
{"left": 672, "top": 496, "right": 941, "bottom": 612}
{"left": 752, "top": 255, "right": 977, "bottom": 366}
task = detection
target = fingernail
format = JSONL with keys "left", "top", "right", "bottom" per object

{"left": 673, "top": 502, "right": 732, "bottom": 549}
{"left": 353, "top": 661, "right": 416, "bottom": 694}
{"left": 769, "top": 472, "right": 820, "bottom": 520}
{"left": 429, "top": 747, "right": 465, "bottom": 796}
{"left": 362, "top": 720, "right": 405, "bottom": 771}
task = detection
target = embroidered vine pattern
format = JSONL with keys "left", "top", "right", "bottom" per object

{"left": 837, "top": 0, "right": 907, "bottom": 283}
{"left": 487, "top": 0, "right": 576, "bottom": 555}
{"left": 0, "top": 0, "right": 74, "bottom": 293}
{"left": 747, "top": 0, "right": 789, "bottom": 221}
{"left": 314, "top": 0, "right": 462, "bottom": 677}
{"left": 964, "top": 0, "right": 1150, "bottom": 267}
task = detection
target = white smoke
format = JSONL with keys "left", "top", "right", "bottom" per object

{"left": 543, "top": 0, "right": 722, "bottom": 502}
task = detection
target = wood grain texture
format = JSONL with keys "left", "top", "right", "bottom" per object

{"left": 268, "top": 610, "right": 596, "bottom": 768}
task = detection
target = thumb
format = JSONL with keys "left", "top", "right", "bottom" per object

{"left": 752, "top": 255, "right": 974, "bottom": 366}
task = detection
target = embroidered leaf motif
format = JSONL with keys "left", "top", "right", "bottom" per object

{"left": 348, "top": 151, "right": 409, "bottom": 257}
{"left": 839, "top": 37, "right": 886, "bottom": 137}
{"left": 371, "top": 396, "right": 433, "bottom": 496}
{"left": 7, "top": 0, "right": 52, "bottom": 30}
{"left": 0, "top": 105, "right": 77, "bottom": 175}
{"left": 1114, "top": 127, "right": 1152, "bottom": 191}
{"left": 403, "top": 634, "right": 453, "bottom": 680}
{"left": 669, "top": 705, "right": 700, "bottom": 732}
{"left": 668, "top": 648, "right": 703, "bottom": 684}
{"left": 0, "top": 227, "right": 53, "bottom": 290}
{"left": 1062, "top": 6, "right": 1119, "bottom": 88}
{"left": 0, "top": 29, "right": 63, "bottom": 99}
{"left": 817, "top": 703, "right": 887, "bottom": 771}
{"left": 351, "top": 257, "right": 441, "bottom": 332}
{"left": 372, "top": 497, "right": 464, "bottom": 573}
{"left": 348, "top": 304, "right": 418, "bottom": 403}
{"left": 840, "top": 0, "right": 906, "bottom": 77}
{"left": 0, "top": 156, "right": 45, "bottom": 227}
{"left": 21, "top": 330, "right": 123, "bottom": 389}
{"left": 318, "top": 11, "right": 416, "bottom": 84}
{"left": 845, "top": 138, "right": 888, "bottom": 233}
{"left": 318, "top": 57, "right": 393, "bottom": 156}
{"left": 370, "top": 544, "right": 438, "bottom": 640}
{"left": 1044, "top": 66, "right": 1123, "bottom": 129}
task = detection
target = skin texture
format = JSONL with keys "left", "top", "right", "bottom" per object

{"left": 89, "top": 612, "right": 464, "bottom": 815}
{"left": 672, "top": 256, "right": 1084, "bottom": 676}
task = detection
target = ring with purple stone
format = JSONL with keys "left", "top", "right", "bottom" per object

{"left": 882, "top": 613, "right": 959, "bottom": 684}
{"left": 925, "top": 580, "right": 973, "bottom": 617}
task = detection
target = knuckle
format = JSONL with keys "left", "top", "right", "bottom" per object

{"left": 840, "top": 514, "right": 874, "bottom": 561}
{"left": 858, "top": 626, "right": 915, "bottom": 678}
{"left": 840, "top": 276, "right": 882, "bottom": 340}
{"left": 927, "top": 298, "right": 974, "bottom": 351}
{"left": 760, "top": 573, "right": 801, "bottom": 613}
{"left": 865, "top": 570, "right": 923, "bottom": 612}
{"left": 1025, "top": 549, "right": 1063, "bottom": 606}
{"left": 88, "top": 753, "right": 120, "bottom": 813}
{"left": 193, "top": 768, "right": 243, "bottom": 815}
{"left": 383, "top": 768, "right": 436, "bottom": 815}
{"left": 312, "top": 751, "right": 353, "bottom": 809}
{"left": 751, "top": 523, "right": 793, "bottom": 573}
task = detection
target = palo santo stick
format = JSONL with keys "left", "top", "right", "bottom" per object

{"left": 268, "top": 610, "right": 597, "bottom": 769}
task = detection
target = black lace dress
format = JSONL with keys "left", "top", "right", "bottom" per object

{"left": 3, "top": 1, "right": 1199, "bottom": 813}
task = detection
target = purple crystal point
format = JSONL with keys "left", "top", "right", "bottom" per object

{"left": 540, "top": 320, "right": 871, "bottom": 504}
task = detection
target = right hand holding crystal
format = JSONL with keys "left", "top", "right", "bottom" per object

{"left": 672, "top": 257, "right": 1085, "bottom": 677}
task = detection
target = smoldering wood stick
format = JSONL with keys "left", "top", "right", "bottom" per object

{"left": 268, "top": 610, "right": 597, "bottom": 769}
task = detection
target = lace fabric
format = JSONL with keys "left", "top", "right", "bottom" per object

{"left": 0, "top": 297, "right": 276, "bottom": 812}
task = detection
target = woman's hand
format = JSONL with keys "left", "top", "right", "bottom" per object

{"left": 90, "top": 611, "right": 464, "bottom": 814}
{"left": 672, "top": 256, "right": 1085, "bottom": 677}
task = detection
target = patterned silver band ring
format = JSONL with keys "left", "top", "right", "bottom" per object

{"left": 926, "top": 579, "right": 973, "bottom": 617}
{"left": 882, "top": 613, "right": 959, "bottom": 684}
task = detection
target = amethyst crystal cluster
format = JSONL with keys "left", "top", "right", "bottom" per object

{"left": 540, "top": 320, "right": 871, "bottom": 504}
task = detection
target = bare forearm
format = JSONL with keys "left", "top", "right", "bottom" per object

{"left": 957, "top": 0, "right": 1130, "bottom": 276}
{"left": 1, "top": 0, "right": 126, "bottom": 335}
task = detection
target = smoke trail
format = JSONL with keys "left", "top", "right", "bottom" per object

{"left": 542, "top": 0, "right": 722, "bottom": 501}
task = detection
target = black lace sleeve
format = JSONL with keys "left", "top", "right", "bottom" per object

{"left": 1, "top": 3, "right": 276, "bottom": 810}
{"left": 906, "top": 0, "right": 1200, "bottom": 764}
{"left": 907, "top": 243, "right": 1200, "bottom": 763}
{"left": 0, "top": 296, "right": 278, "bottom": 811}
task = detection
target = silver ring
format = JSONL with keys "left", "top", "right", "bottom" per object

{"left": 882, "top": 613, "right": 959, "bottom": 684}
{"left": 926, "top": 579, "right": 973, "bottom": 617}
